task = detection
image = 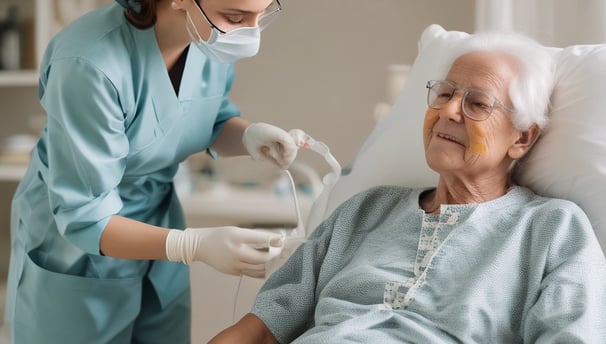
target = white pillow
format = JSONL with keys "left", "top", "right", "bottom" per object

{"left": 307, "top": 24, "right": 606, "bottom": 252}
{"left": 513, "top": 43, "right": 606, "bottom": 249}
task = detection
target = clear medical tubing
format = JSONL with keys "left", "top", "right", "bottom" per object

{"left": 283, "top": 169, "right": 304, "bottom": 239}
{"left": 283, "top": 135, "right": 342, "bottom": 241}
{"left": 300, "top": 136, "right": 342, "bottom": 237}
{"left": 303, "top": 136, "right": 342, "bottom": 186}
{"left": 232, "top": 136, "right": 341, "bottom": 322}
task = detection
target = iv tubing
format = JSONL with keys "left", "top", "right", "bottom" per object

{"left": 305, "top": 137, "right": 341, "bottom": 185}
{"left": 232, "top": 169, "right": 301, "bottom": 322}
{"left": 231, "top": 138, "right": 340, "bottom": 322}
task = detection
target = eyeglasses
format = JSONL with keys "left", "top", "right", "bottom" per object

{"left": 193, "top": 0, "right": 282, "bottom": 34}
{"left": 426, "top": 80, "right": 515, "bottom": 121}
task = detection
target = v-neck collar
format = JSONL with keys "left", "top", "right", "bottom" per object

{"left": 132, "top": 26, "right": 203, "bottom": 109}
{"left": 132, "top": 28, "right": 209, "bottom": 128}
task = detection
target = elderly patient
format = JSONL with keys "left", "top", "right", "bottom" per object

{"left": 210, "top": 32, "right": 606, "bottom": 343}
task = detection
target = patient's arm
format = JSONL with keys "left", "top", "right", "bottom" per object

{"left": 208, "top": 313, "right": 278, "bottom": 344}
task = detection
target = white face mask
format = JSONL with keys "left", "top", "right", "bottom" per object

{"left": 185, "top": 10, "right": 261, "bottom": 64}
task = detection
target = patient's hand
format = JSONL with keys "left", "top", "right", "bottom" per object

{"left": 208, "top": 313, "right": 278, "bottom": 344}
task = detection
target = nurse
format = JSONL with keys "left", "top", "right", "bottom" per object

{"left": 4, "top": 0, "right": 304, "bottom": 342}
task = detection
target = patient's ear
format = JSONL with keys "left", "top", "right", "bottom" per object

{"left": 509, "top": 124, "right": 541, "bottom": 160}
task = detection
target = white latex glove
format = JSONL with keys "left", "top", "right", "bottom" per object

{"left": 243, "top": 123, "right": 307, "bottom": 169}
{"left": 166, "top": 227, "right": 284, "bottom": 278}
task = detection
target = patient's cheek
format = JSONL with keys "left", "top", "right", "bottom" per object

{"left": 423, "top": 111, "right": 439, "bottom": 145}
{"left": 468, "top": 122, "right": 487, "bottom": 154}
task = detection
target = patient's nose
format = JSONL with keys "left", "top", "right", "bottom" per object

{"left": 438, "top": 93, "right": 465, "bottom": 122}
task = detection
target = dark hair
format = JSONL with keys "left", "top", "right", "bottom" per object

{"left": 123, "top": 0, "right": 159, "bottom": 29}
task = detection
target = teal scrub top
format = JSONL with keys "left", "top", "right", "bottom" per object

{"left": 6, "top": 2, "right": 240, "bottom": 335}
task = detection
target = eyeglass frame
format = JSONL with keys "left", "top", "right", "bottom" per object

{"left": 425, "top": 80, "right": 515, "bottom": 121}
{"left": 192, "top": 0, "right": 282, "bottom": 34}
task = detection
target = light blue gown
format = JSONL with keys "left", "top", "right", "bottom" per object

{"left": 253, "top": 186, "right": 606, "bottom": 343}
{"left": 4, "top": 3, "right": 239, "bottom": 343}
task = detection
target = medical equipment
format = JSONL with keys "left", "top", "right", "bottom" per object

{"left": 251, "top": 169, "right": 304, "bottom": 256}
{"left": 299, "top": 136, "right": 342, "bottom": 236}
{"left": 232, "top": 135, "right": 342, "bottom": 321}
{"left": 303, "top": 136, "right": 342, "bottom": 186}
{"left": 253, "top": 134, "right": 342, "bottom": 262}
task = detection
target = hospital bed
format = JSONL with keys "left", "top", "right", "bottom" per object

{"left": 189, "top": 24, "right": 606, "bottom": 342}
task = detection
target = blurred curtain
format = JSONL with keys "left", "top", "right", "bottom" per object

{"left": 475, "top": 0, "right": 606, "bottom": 46}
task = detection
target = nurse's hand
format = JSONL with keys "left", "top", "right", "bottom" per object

{"left": 243, "top": 122, "right": 308, "bottom": 169}
{"left": 165, "top": 227, "right": 284, "bottom": 278}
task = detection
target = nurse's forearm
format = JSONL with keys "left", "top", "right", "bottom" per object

{"left": 211, "top": 117, "right": 249, "bottom": 157}
{"left": 99, "top": 215, "right": 169, "bottom": 260}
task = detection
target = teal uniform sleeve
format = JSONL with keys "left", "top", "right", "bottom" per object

{"left": 205, "top": 64, "right": 240, "bottom": 159}
{"left": 40, "top": 57, "right": 128, "bottom": 255}
{"left": 211, "top": 64, "right": 240, "bottom": 144}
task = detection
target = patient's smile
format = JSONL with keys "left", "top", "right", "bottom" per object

{"left": 435, "top": 132, "right": 465, "bottom": 146}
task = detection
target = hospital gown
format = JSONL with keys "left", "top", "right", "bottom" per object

{"left": 252, "top": 185, "right": 606, "bottom": 343}
{"left": 5, "top": 2, "right": 239, "bottom": 343}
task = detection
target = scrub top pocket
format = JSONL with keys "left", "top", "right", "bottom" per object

{"left": 14, "top": 251, "right": 143, "bottom": 344}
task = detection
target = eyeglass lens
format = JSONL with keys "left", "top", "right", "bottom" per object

{"left": 258, "top": 0, "right": 282, "bottom": 30}
{"left": 426, "top": 80, "right": 497, "bottom": 120}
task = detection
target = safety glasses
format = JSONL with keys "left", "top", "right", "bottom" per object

{"left": 192, "top": 0, "right": 282, "bottom": 34}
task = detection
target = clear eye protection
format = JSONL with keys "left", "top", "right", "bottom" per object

{"left": 189, "top": 0, "right": 281, "bottom": 39}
